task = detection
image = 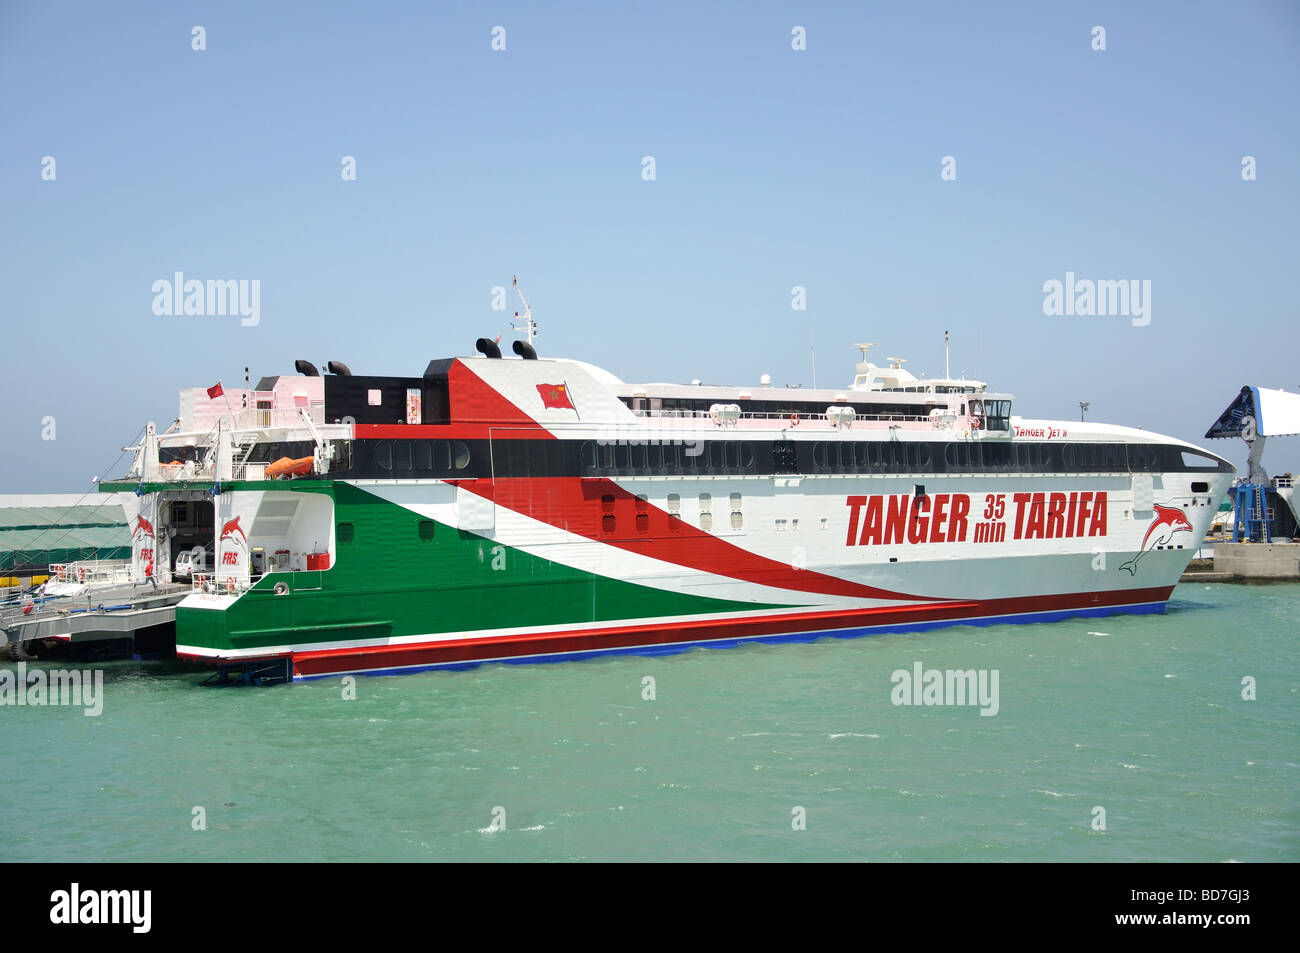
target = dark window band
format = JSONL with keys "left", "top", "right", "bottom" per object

{"left": 336, "top": 437, "right": 1228, "bottom": 480}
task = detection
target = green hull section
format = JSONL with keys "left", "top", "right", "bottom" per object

{"left": 178, "top": 483, "right": 795, "bottom": 654}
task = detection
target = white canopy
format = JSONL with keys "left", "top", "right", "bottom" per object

{"left": 1255, "top": 387, "right": 1300, "bottom": 437}
{"left": 1205, "top": 386, "right": 1300, "bottom": 439}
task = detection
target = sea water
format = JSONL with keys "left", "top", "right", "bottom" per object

{"left": 2, "top": 582, "right": 1296, "bottom": 862}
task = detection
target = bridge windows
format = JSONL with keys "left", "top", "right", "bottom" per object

{"left": 1181, "top": 449, "right": 1223, "bottom": 470}
{"left": 984, "top": 399, "right": 1012, "bottom": 432}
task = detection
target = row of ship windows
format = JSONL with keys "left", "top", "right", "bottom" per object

{"left": 583, "top": 441, "right": 756, "bottom": 472}
{"left": 372, "top": 440, "right": 472, "bottom": 472}
{"left": 810, "top": 440, "right": 1148, "bottom": 472}
{"left": 342, "top": 499, "right": 761, "bottom": 539}
{"left": 665, "top": 491, "right": 744, "bottom": 531}
{"left": 581, "top": 440, "right": 1168, "bottom": 474}
{"left": 338, "top": 520, "right": 437, "bottom": 543}
{"left": 341, "top": 509, "right": 817, "bottom": 537}
{"left": 359, "top": 438, "right": 1213, "bottom": 477}
{"left": 595, "top": 492, "right": 824, "bottom": 533}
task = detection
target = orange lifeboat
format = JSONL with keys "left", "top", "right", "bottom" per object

{"left": 265, "top": 456, "right": 315, "bottom": 479}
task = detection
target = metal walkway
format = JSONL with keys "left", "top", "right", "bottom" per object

{"left": 1, "top": 582, "right": 189, "bottom": 651}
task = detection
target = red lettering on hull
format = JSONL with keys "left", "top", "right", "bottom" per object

{"left": 846, "top": 490, "right": 1107, "bottom": 547}
{"left": 884, "top": 495, "right": 909, "bottom": 545}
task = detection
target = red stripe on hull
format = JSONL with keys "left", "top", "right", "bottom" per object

{"left": 452, "top": 476, "right": 931, "bottom": 602}
{"left": 175, "top": 585, "right": 1172, "bottom": 677}
{"left": 447, "top": 358, "right": 548, "bottom": 427}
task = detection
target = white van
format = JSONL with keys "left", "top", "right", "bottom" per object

{"left": 174, "top": 550, "right": 214, "bottom": 579}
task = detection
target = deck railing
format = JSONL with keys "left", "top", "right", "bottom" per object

{"left": 191, "top": 573, "right": 252, "bottom": 595}
{"left": 152, "top": 461, "right": 271, "bottom": 482}
{"left": 626, "top": 408, "right": 953, "bottom": 430}
{"left": 632, "top": 408, "right": 932, "bottom": 421}
{"left": 48, "top": 560, "right": 135, "bottom": 587}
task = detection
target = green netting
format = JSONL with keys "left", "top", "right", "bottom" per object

{"left": 0, "top": 503, "right": 127, "bottom": 530}
{"left": 0, "top": 505, "right": 131, "bottom": 573}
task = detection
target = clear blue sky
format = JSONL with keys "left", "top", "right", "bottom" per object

{"left": 2, "top": 1, "right": 1297, "bottom": 492}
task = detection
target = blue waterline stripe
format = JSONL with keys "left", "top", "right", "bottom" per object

{"left": 292, "top": 600, "right": 1168, "bottom": 682}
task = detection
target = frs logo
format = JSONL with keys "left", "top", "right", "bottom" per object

{"left": 219, "top": 516, "right": 247, "bottom": 547}
{"left": 1119, "top": 504, "right": 1194, "bottom": 575}
{"left": 133, "top": 517, "right": 156, "bottom": 578}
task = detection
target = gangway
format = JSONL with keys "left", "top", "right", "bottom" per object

{"left": 1, "top": 581, "right": 189, "bottom": 661}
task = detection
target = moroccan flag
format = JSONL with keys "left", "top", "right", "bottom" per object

{"left": 207, "top": 382, "right": 224, "bottom": 400}
{"left": 536, "top": 382, "right": 575, "bottom": 411}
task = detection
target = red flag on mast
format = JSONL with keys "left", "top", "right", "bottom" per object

{"left": 536, "top": 383, "right": 575, "bottom": 410}
{"left": 207, "top": 382, "right": 224, "bottom": 400}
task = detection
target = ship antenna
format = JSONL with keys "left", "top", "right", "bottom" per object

{"left": 853, "top": 342, "right": 880, "bottom": 364}
{"left": 945, "top": 330, "right": 950, "bottom": 380}
{"left": 510, "top": 275, "right": 537, "bottom": 346}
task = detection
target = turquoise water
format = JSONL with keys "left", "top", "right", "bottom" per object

{"left": 3, "top": 582, "right": 1297, "bottom": 862}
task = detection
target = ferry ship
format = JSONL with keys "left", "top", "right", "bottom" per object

{"left": 102, "top": 312, "right": 1235, "bottom": 681}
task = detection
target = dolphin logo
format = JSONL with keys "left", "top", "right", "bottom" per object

{"left": 1119, "top": 503, "right": 1194, "bottom": 575}
{"left": 219, "top": 516, "right": 247, "bottom": 548}
{"left": 133, "top": 515, "right": 155, "bottom": 540}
